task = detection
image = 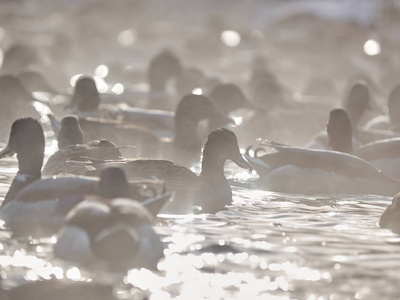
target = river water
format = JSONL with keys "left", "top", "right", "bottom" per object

{"left": 1, "top": 154, "right": 399, "bottom": 299}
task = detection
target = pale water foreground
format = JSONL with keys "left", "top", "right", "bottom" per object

{"left": 0, "top": 153, "right": 399, "bottom": 299}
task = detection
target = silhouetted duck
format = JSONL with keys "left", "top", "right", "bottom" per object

{"left": 380, "top": 192, "right": 400, "bottom": 234}
{"left": 54, "top": 196, "right": 164, "bottom": 270}
{"left": 247, "top": 140, "right": 400, "bottom": 196}
{"left": 0, "top": 118, "right": 169, "bottom": 236}
{"left": 85, "top": 128, "right": 252, "bottom": 214}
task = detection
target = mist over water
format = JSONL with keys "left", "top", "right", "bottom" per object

{"left": 1, "top": 1, "right": 400, "bottom": 299}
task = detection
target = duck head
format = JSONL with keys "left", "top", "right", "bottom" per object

{"left": 201, "top": 128, "right": 252, "bottom": 176}
{"left": 57, "top": 115, "right": 84, "bottom": 149}
{"left": 344, "top": 81, "right": 370, "bottom": 129}
{"left": 326, "top": 108, "right": 353, "bottom": 154}
{"left": 209, "top": 83, "right": 248, "bottom": 114}
{"left": 96, "top": 167, "right": 130, "bottom": 199}
{"left": 69, "top": 76, "right": 100, "bottom": 112}
{"left": 175, "top": 94, "right": 232, "bottom": 125}
{"left": 0, "top": 118, "right": 44, "bottom": 176}
{"left": 148, "top": 50, "right": 182, "bottom": 92}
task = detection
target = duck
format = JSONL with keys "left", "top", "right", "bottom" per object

{"left": 83, "top": 128, "right": 252, "bottom": 214}
{"left": 54, "top": 196, "right": 164, "bottom": 270}
{"left": 246, "top": 140, "right": 400, "bottom": 196}
{"left": 0, "top": 75, "right": 41, "bottom": 141}
{"left": 42, "top": 115, "right": 123, "bottom": 176}
{"left": 380, "top": 192, "right": 400, "bottom": 234}
{"left": 0, "top": 118, "right": 169, "bottom": 237}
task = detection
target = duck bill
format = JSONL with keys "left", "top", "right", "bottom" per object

{"left": 232, "top": 154, "right": 253, "bottom": 171}
{"left": 0, "top": 144, "right": 14, "bottom": 159}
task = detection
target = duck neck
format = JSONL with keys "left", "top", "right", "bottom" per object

{"left": 2, "top": 151, "right": 43, "bottom": 206}
{"left": 174, "top": 119, "right": 200, "bottom": 147}
{"left": 200, "top": 147, "right": 226, "bottom": 179}
{"left": 329, "top": 131, "right": 352, "bottom": 154}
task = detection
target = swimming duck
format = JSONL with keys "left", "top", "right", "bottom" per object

{"left": 43, "top": 116, "right": 123, "bottom": 176}
{"left": 54, "top": 196, "right": 164, "bottom": 270}
{"left": 247, "top": 140, "right": 400, "bottom": 196}
{"left": 379, "top": 192, "right": 400, "bottom": 234}
{"left": 84, "top": 128, "right": 252, "bottom": 214}
{"left": 0, "top": 75, "right": 41, "bottom": 141}
{"left": 0, "top": 118, "right": 169, "bottom": 236}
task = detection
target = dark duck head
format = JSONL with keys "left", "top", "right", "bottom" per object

{"left": 69, "top": 76, "right": 100, "bottom": 112}
{"left": 326, "top": 108, "right": 353, "bottom": 154}
{"left": 200, "top": 128, "right": 252, "bottom": 177}
{"left": 147, "top": 50, "right": 182, "bottom": 93}
{"left": 57, "top": 115, "right": 84, "bottom": 149}
{"left": 0, "top": 118, "right": 44, "bottom": 206}
{"left": 343, "top": 81, "right": 370, "bottom": 130}
{"left": 174, "top": 94, "right": 233, "bottom": 152}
